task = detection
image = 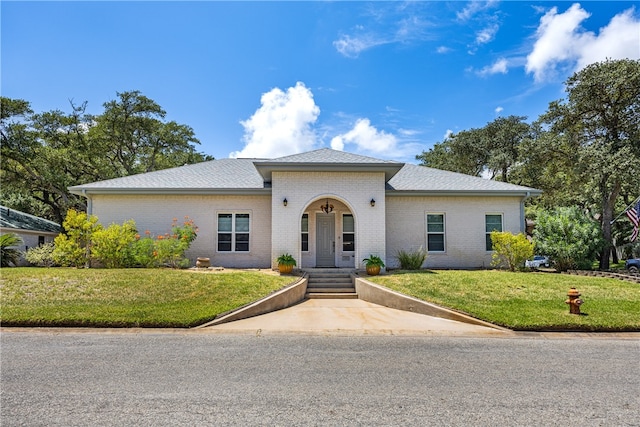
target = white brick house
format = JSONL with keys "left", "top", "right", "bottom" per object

{"left": 70, "top": 149, "right": 540, "bottom": 270}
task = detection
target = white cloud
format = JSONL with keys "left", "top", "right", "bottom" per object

{"left": 230, "top": 82, "right": 320, "bottom": 159}
{"left": 475, "top": 24, "right": 499, "bottom": 44}
{"left": 457, "top": 0, "right": 499, "bottom": 21}
{"left": 436, "top": 46, "right": 451, "bottom": 54}
{"left": 576, "top": 8, "right": 640, "bottom": 70}
{"left": 333, "top": 4, "right": 435, "bottom": 58}
{"left": 526, "top": 4, "right": 640, "bottom": 82}
{"left": 330, "top": 118, "right": 397, "bottom": 155}
{"left": 495, "top": 106, "right": 504, "bottom": 114}
{"left": 476, "top": 57, "right": 509, "bottom": 76}
{"left": 333, "top": 34, "right": 387, "bottom": 58}
{"left": 443, "top": 129, "right": 454, "bottom": 140}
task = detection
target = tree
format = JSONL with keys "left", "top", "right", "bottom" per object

{"left": 416, "top": 115, "right": 530, "bottom": 182}
{"left": 89, "top": 91, "right": 210, "bottom": 176}
{"left": 538, "top": 59, "right": 640, "bottom": 269}
{"left": 1, "top": 92, "right": 213, "bottom": 224}
{"left": 533, "top": 207, "right": 604, "bottom": 272}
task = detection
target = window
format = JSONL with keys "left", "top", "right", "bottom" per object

{"left": 485, "top": 214, "right": 503, "bottom": 251}
{"left": 342, "top": 214, "right": 354, "bottom": 251}
{"left": 38, "top": 236, "right": 45, "bottom": 246}
{"left": 218, "top": 213, "right": 250, "bottom": 252}
{"left": 426, "top": 214, "right": 445, "bottom": 252}
{"left": 301, "top": 214, "right": 309, "bottom": 251}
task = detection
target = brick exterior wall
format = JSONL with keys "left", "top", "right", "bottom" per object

{"left": 91, "top": 194, "right": 272, "bottom": 268}
{"left": 89, "top": 185, "right": 526, "bottom": 270}
{"left": 386, "top": 195, "right": 524, "bottom": 269}
{"left": 271, "top": 171, "right": 387, "bottom": 269}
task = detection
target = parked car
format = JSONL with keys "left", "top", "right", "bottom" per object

{"left": 625, "top": 258, "right": 640, "bottom": 274}
{"left": 525, "top": 255, "right": 550, "bottom": 268}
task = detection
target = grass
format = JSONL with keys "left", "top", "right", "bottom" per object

{"left": 0, "top": 268, "right": 294, "bottom": 328}
{"left": 369, "top": 270, "right": 640, "bottom": 331}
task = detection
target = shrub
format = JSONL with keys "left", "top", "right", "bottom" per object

{"left": 396, "top": 247, "right": 427, "bottom": 270}
{"left": 533, "top": 206, "right": 604, "bottom": 272}
{"left": 147, "top": 217, "right": 198, "bottom": 268}
{"left": 52, "top": 209, "right": 102, "bottom": 268}
{"left": 1, "top": 233, "right": 23, "bottom": 267}
{"left": 490, "top": 231, "right": 534, "bottom": 271}
{"left": 91, "top": 220, "right": 138, "bottom": 268}
{"left": 24, "top": 242, "right": 56, "bottom": 267}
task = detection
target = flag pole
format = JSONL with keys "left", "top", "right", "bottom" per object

{"left": 610, "top": 195, "right": 640, "bottom": 225}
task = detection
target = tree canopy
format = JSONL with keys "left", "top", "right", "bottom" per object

{"left": 416, "top": 59, "right": 640, "bottom": 268}
{"left": 1, "top": 91, "right": 213, "bottom": 224}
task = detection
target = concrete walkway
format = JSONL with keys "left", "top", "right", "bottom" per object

{"left": 206, "top": 299, "right": 513, "bottom": 336}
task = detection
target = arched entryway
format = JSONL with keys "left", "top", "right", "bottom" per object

{"left": 300, "top": 196, "right": 356, "bottom": 269}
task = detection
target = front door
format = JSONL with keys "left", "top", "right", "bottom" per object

{"left": 316, "top": 213, "right": 335, "bottom": 267}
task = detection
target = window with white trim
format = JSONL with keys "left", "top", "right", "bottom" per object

{"left": 217, "top": 213, "right": 250, "bottom": 252}
{"left": 342, "top": 214, "right": 354, "bottom": 252}
{"left": 485, "top": 214, "right": 503, "bottom": 251}
{"left": 301, "top": 214, "right": 309, "bottom": 251}
{"left": 426, "top": 214, "right": 445, "bottom": 252}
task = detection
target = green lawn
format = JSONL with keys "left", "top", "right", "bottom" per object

{"left": 368, "top": 270, "right": 640, "bottom": 331}
{"left": 0, "top": 268, "right": 294, "bottom": 328}
{"left": 3, "top": 268, "right": 639, "bottom": 331}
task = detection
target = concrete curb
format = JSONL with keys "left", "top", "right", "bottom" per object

{"left": 195, "top": 275, "right": 308, "bottom": 328}
{"left": 354, "top": 274, "right": 509, "bottom": 331}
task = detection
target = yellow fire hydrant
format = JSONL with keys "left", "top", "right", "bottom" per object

{"left": 565, "top": 287, "right": 583, "bottom": 315}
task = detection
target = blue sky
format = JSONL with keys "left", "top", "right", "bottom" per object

{"left": 2, "top": 1, "right": 639, "bottom": 163}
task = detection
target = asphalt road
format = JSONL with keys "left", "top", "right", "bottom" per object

{"left": 1, "top": 330, "right": 638, "bottom": 426}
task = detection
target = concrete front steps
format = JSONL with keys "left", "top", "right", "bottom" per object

{"left": 304, "top": 268, "right": 357, "bottom": 299}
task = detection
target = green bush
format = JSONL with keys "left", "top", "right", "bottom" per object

{"left": 396, "top": 247, "right": 427, "bottom": 270}
{"left": 50, "top": 212, "right": 198, "bottom": 269}
{"left": 52, "top": 209, "right": 102, "bottom": 267}
{"left": 24, "top": 242, "right": 56, "bottom": 267}
{"left": 1, "top": 233, "right": 23, "bottom": 267}
{"left": 533, "top": 206, "right": 604, "bottom": 272}
{"left": 490, "top": 231, "right": 534, "bottom": 271}
{"left": 91, "top": 220, "right": 138, "bottom": 268}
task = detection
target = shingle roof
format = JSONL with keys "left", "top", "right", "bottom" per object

{"left": 388, "top": 164, "right": 541, "bottom": 194}
{"left": 69, "top": 158, "right": 267, "bottom": 194}
{"left": 269, "top": 148, "right": 400, "bottom": 164}
{"left": 69, "top": 148, "right": 541, "bottom": 196}
{"left": 0, "top": 206, "right": 62, "bottom": 233}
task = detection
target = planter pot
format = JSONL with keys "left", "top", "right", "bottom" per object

{"left": 278, "top": 264, "right": 294, "bottom": 274}
{"left": 366, "top": 265, "right": 381, "bottom": 276}
{"left": 196, "top": 257, "right": 211, "bottom": 268}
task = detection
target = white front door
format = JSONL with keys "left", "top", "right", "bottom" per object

{"left": 316, "top": 213, "right": 335, "bottom": 267}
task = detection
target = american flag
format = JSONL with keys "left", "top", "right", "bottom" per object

{"left": 626, "top": 200, "right": 640, "bottom": 242}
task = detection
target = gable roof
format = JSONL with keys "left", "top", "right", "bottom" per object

{"left": 253, "top": 148, "right": 404, "bottom": 181}
{"left": 69, "top": 148, "right": 541, "bottom": 197}
{"left": 388, "top": 164, "right": 542, "bottom": 196}
{"left": 0, "top": 206, "right": 62, "bottom": 234}
{"left": 69, "top": 158, "right": 268, "bottom": 195}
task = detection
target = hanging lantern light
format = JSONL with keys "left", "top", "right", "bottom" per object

{"left": 320, "top": 199, "right": 334, "bottom": 214}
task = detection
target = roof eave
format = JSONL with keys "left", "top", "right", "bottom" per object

{"left": 254, "top": 162, "right": 405, "bottom": 182}
{"left": 69, "top": 187, "right": 272, "bottom": 197}
{"left": 386, "top": 189, "right": 543, "bottom": 197}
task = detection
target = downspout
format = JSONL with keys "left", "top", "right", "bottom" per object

{"left": 82, "top": 189, "right": 93, "bottom": 216}
{"left": 520, "top": 191, "right": 531, "bottom": 234}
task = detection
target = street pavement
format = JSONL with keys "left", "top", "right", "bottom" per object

{"left": 2, "top": 329, "right": 638, "bottom": 426}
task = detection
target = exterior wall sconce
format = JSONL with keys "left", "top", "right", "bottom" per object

{"left": 370, "top": 198, "right": 376, "bottom": 207}
{"left": 283, "top": 198, "right": 288, "bottom": 207}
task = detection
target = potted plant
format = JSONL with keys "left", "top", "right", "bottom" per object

{"left": 276, "top": 253, "right": 296, "bottom": 274}
{"left": 363, "top": 254, "right": 385, "bottom": 276}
